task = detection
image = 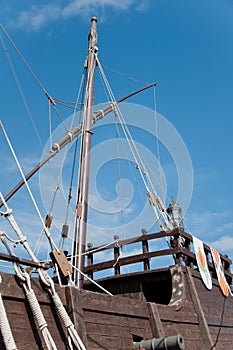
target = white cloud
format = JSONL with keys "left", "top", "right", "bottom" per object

{"left": 0, "top": 150, "right": 40, "bottom": 174}
{"left": 9, "top": 0, "right": 144, "bottom": 31}
{"left": 185, "top": 210, "right": 232, "bottom": 237}
{"left": 215, "top": 222, "right": 233, "bottom": 235}
{"left": 210, "top": 235, "right": 233, "bottom": 253}
{"left": 184, "top": 210, "right": 233, "bottom": 261}
{"left": 14, "top": 4, "right": 61, "bottom": 31}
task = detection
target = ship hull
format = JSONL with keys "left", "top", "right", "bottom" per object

{"left": 1, "top": 266, "right": 233, "bottom": 349}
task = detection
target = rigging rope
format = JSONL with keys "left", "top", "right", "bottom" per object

{"left": 71, "top": 54, "right": 96, "bottom": 274}
{"left": 48, "top": 146, "right": 68, "bottom": 218}
{"left": 18, "top": 270, "right": 58, "bottom": 350}
{"left": 0, "top": 24, "right": 47, "bottom": 96}
{"left": 36, "top": 272, "right": 87, "bottom": 350}
{"left": 0, "top": 232, "right": 58, "bottom": 350}
{"left": 70, "top": 70, "right": 87, "bottom": 130}
{"left": 96, "top": 56, "right": 173, "bottom": 231}
{"left": 44, "top": 73, "right": 87, "bottom": 235}
{"left": 0, "top": 24, "right": 69, "bottom": 133}
{"left": 153, "top": 86, "right": 165, "bottom": 200}
{"left": 0, "top": 274, "right": 17, "bottom": 350}
{"left": 0, "top": 32, "right": 44, "bottom": 149}
{"left": 48, "top": 99, "right": 53, "bottom": 151}
{"left": 61, "top": 70, "right": 87, "bottom": 251}
{"left": 102, "top": 63, "right": 150, "bottom": 85}
{"left": 33, "top": 228, "right": 44, "bottom": 257}
{"left": 0, "top": 199, "right": 87, "bottom": 350}
{"left": 0, "top": 123, "right": 57, "bottom": 251}
{"left": 0, "top": 192, "right": 51, "bottom": 267}
{"left": 61, "top": 136, "right": 79, "bottom": 250}
{"left": 114, "top": 117, "right": 125, "bottom": 227}
{"left": 70, "top": 263, "right": 113, "bottom": 297}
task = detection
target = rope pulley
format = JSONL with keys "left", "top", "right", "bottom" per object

{"left": 45, "top": 213, "right": 53, "bottom": 228}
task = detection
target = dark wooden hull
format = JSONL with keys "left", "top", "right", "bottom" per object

{"left": 1, "top": 265, "right": 233, "bottom": 349}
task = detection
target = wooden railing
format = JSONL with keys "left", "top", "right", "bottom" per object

{"left": 84, "top": 228, "right": 232, "bottom": 282}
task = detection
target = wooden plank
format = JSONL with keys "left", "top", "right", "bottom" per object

{"left": 87, "top": 333, "right": 132, "bottom": 350}
{"left": 190, "top": 273, "right": 233, "bottom": 327}
{"left": 50, "top": 249, "right": 72, "bottom": 278}
{"left": 80, "top": 289, "right": 149, "bottom": 318}
{"left": 65, "top": 286, "right": 88, "bottom": 346}
{"left": 3, "top": 298, "right": 43, "bottom": 350}
{"left": 84, "top": 309, "right": 152, "bottom": 349}
{"left": 163, "top": 322, "right": 204, "bottom": 350}
{"left": 147, "top": 302, "right": 165, "bottom": 338}
{"left": 186, "top": 266, "right": 216, "bottom": 349}
{"left": 0, "top": 252, "right": 50, "bottom": 269}
{"left": 169, "top": 265, "right": 185, "bottom": 310}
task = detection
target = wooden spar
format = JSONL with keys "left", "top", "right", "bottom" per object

{"left": 0, "top": 251, "right": 51, "bottom": 269}
{"left": 72, "top": 17, "right": 98, "bottom": 287}
{"left": 0, "top": 82, "right": 156, "bottom": 209}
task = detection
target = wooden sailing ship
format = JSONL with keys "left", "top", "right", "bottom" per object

{"left": 0, "top": 17, "right": 233, "bottom": 350}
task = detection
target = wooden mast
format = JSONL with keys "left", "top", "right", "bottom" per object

{"left": 72, "top": 17, "right": 98, "bottom": 287}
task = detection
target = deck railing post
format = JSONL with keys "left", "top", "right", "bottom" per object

{"left": 141, "top": 229, "right": 150, "bottom": 271}
{"left": 113, "top": 235, "right": 120, "bottom": 276}
{"left": 173, "top": 232, "right": 183, "bottom": 266}
{"left": 87, "top": 242, "right": 93, "bottom": 279}
{"left": 184, "top": 237, "right": 193, "bottom": 268}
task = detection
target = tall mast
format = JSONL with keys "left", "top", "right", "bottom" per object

{"left": 72, "top": 17, "right": 98, "bottom": 287}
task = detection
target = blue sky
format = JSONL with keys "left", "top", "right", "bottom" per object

{"left": 0, "top": 0, "right": 233, "bottom": 270}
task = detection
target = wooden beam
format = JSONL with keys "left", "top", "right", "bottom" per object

{"left": 147, "top": 302, "right": 165, "bottom": 338}
{"left": 0, "top": 252, "right": 51, "bottom": 269}
{"left": 186, "top": 266, "right": 216, "bottom": 349}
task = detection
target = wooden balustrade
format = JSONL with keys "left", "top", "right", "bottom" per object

{"left": 84, "top": 228, "right": 233, "bottom": 283}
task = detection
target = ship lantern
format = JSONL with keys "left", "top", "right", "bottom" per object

{"left": 166, "top": 199, "right": 184, "bottom": 229}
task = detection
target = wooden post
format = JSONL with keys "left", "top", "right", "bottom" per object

{"left": 113, "top": 235, "right": 120, "bottom": 276}
{"left": 173, "top": 232, "right": 182, "bottom": 266}
{"left": 87, "top": 242, "right": 93, "bottom": 279}
{"left": 186, "top": 266, "right": 216, "bottom": 349}
{"left": 65, "top": 287, "right": 88, "bottom": 347}
{"left": 141, "top": 229, "right": 150, "bottom": 271}
{"left": 147, "top": 302, "right": 165, "bottom": 338}
{"left": 186, "top": 238, "right": 193, "bottom": 268}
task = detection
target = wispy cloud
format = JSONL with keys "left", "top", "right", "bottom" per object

{"left": 8, "top": 0, "right": 147, "bottom": 31}
{"left": 184, "top": 209, "right": 233, "bottom": 261}
{"left": 210, "top": 235, "right": 233, "bottom": 253}
{"left": 185, "top": 210, "right": 231, "bottom": 237}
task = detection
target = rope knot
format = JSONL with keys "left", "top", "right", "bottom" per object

{"left": 20, "top": 235, "right": 27, "bottom": 244}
